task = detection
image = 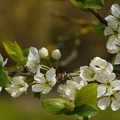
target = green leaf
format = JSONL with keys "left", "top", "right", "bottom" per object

{"left": 0, "top": 70, "right": 11, "bottom": 87}
{"left": 16, "top": 48, "right": 29, "bottom": 66}
{"left": 17, "top": 57, "right": 28, "bottom": 67}
{"left": 74, "top": 83, "right": 98, "bottom": 107}
{"left": 69, "top": 0, "right": 89, "bottom": 12}
{"left": 42, "top": 99, "right": 75, "bottom": 115}
{"left": 75, "top": 103, "right": 98, "bottom": 117}
{"left": 34, "top": 92, "right": 41, "bottom": 99}
{"left": 69, "top": 0, "right": 104, "bottom": 11}
{"left": 2, "top": 40, "right": 23, "bottom": 62}
{"left": 84, "top": 0, "right": 104, "bottom": 9}
{"left": 23, "top": 48, "right": 29, "bottom": 57}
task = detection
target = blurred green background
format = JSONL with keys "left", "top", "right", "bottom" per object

{"left": 0, "top": 0, "right": 120, "bottom": 120}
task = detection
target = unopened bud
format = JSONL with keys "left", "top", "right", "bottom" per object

{"left": 39, "top": 47, "right": 48, "bottom": 58}
{"left": 52, "top": 49, "right": 61, "bottom": 60}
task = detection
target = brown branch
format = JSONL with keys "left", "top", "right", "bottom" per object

{"left": 88, "top": 8, "right": 107, "bottom": 25}
{"left": 6, "top": 70, "right": 35, "bottom": 77}
{"left": 56, "top": 72, "right": 80, "bottom": 82}
{"left": 6, "top": 69, "right": 80, "bottom": 82}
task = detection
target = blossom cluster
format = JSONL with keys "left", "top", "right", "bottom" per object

{"left": 1, "top": 47, "right": 61, "bottom": 98}
{"left": 58, "top": 57, "right": 120, "bottom": 111}
{"left": 104, "top": 4, "right": 120, "bottom": 64}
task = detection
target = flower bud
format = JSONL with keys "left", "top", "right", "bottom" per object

{"left": 39, "top": 47, "right": 48, "bottom": 58}
{"left": 52, "top": 49, "right": 61, "bottom": 60}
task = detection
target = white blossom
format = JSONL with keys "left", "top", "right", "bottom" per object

{"left": 80, "top": 66, "right": 95, "bottom": 82}
{"left": 96, "top": 70, "right": 118, "bottom": 97}
{"left": 52, "top": 49, "right": 61, "bottom": 60}
{"left": 39, "top": 47, "right": 48, "bottom": 58}
{"left": 111, "top": 4, "right": 120, "bottom": 18}
{"left": 105, "top": 15, "right": 119, "bottom": 33}
{"left": 26, "top": 47, "right": 41, "bottom": 73}
{"left": 32, "top": 68, "right": 56, "bottom": 94}
{"left": 80, "top": 57, "right": 113, "bottom": 82}
{"left": 57, "top": 76, "right": 87, "bottom": 101}
{"left": 106, "top": 36, "right": 120, "bottom": 54}
{"left": 98, "top": 91, "right": 120, "bottom": 111}
{"left": 90, "top": 57, "right": 113, "bottom": 72}
{"left": 5, "top": 76, "right": 28, "bottom": 98}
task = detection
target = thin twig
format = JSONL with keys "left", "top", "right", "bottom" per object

{"left": 88, "top": 8, "right": 107, "bottom": 25}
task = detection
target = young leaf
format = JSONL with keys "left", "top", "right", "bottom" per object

{"left": 74, "top": 83, "right": 98, "bottom": 107}
{"left": 84, "top": 0, "right": 104, "bottom": 9}
{"left": 75, "top": 103, "right": 98, "bottom": 117}
{"left": 69, "top": 0, "right": 89, "bottom": 12}
{"left": 2, "top": 40, "right": 23, "bottom": 62}
{"left": 23, "top": 48, "right": 29, "bottom": 57}
{"left": 17, "top": 57, "right": 28, "bottom": 67}
{"left": 42, "top": 99, "right": 75, "bottom": 115}
{"left": 0, "top": 70, "right": 11, "bottom": 87}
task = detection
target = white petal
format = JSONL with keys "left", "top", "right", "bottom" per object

{"left": 80, "top": 66, "right": 95, "bottom": 81}
{"left": 97, "top": 84, "right": 106, "bottom": 98}
{"left": 106, "top": 36, "right": 120, "bottom": 54}
{"left": 111, "top": 4, "right": 120, "bottom": 18}
{"left": 46, "top": 68, "right": 56, "bottom": 86}
{"left": 112, "top": 80, "right": 120, "bottom": 91}
{"left": 98, "top": 97, "right": 110, "bottom": 110}
{"left": 57, "top": 84, "right": 66, "bottom": 94}
{"left": 72, "top": 76, "right": 83, "bottom": 83}
{"left": 111, "top": 100, "right": 120, "bottom": 111}
{"left": 77, "top": 80, "right": 87, "bottom": 90}
{"left": 34, "top": 71, "right": 46, "bottom": 83}
{"left": 11, "top": 91, "right": 22, "bottom": 98}
{"left": 95, "top": 70, "right": 115, "bottom": 83}
{"left": 90, "top": 57, "right": 108, "bottom": 72}
{"left": 65, "top": 88, "right": 76, "bottom": 100}
{"left": 32, "top": 84, "right": 44, "bottom": 92}
{"left": 106, "top": 87, "right": 113, "bottom": 96}
{"left": 28, "top": 47, "right": 39, "bottom": 61}
{"left": 2, "top": 58, "right": 8, "bottom": 67}
{"left": 104, "top": 26, "right": 113, "bottom": 36}
{"left": 107, "top": 62, "right": 113, "bottom": 72}
{"left": 105, "top": 15, "right": 118, "bottom": 29}
{"left": 114, "top": 52, "right": 120, "bottom": 65}
{"left": 26, "top": 47, "right": 40, "bottom": 73}
{"left": 114, "top": 92, "right": 120, "bottom": 101}
{"left": 66, "top": 80, "right": 78, "bottom": 88}
{"left": 105, "top": 15, "right": 116, "bottom": 22}
{"left": 42, "top": 87, "right": 52, "bottom": 94}
{"left": 0, "top": 87, "right": 2, "bottom": 92}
